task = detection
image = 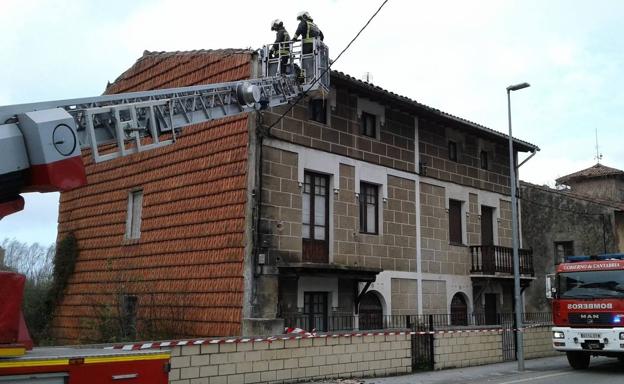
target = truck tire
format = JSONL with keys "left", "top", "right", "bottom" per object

{"left": 566, "top": 351, "right": 590, "bottom": 369}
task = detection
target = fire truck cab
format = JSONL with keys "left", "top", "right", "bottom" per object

{"left": 550, "top": 253, "right": 624, "bottom": 369}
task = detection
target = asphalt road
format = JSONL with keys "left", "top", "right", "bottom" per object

{"left": 315, "top": 355, "right": 624, "bottom": 384}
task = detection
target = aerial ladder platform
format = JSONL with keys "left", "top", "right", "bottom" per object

{"left": 0, "top": 40, "right": 329, "bottom": 220}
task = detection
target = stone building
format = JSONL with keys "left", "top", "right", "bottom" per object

{"left": 53, "top": 48, "right": 538, "bottom": 343}
{"left": 521, "top": 163, "right": 624, "bottom": 312}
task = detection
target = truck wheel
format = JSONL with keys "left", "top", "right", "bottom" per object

{"left": 566, "top": 351, "right": 590, "bottom": 369}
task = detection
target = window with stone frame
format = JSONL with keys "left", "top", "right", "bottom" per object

{"left": 448, "top": 141, "right": 458, "bottom": 162}
{"left": 359, "top": 182, "right": 379, "bottom": 234}
{"left": 361, "top": 112, "right": 376, "bottom": 138}
{"left": 448, "top": 199, "right": 463, "bottom": 245}
{"left": 308, "top": 99, "right": 327, "bottom": 124}
{"left": 554, "top": 241, "right": 574, "bottom": 264}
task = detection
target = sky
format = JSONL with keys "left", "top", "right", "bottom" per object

{"left": 1, "top": 0, "right": 623, "bottom": 246}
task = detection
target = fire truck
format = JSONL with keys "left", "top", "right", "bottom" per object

{"left": 549, "top": 253, "right": 624, "bottom": 369}
{"left": 0, "top": 40, "right": 329, "bottom": 382}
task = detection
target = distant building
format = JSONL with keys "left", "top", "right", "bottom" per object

{"left": 521, "top": 163, "right": 624, "bottom": 312}
{"left": 53, "top": 49, "right": 538, "bottom": 343}
{"left": 556, "top": 163, "right": 624, "bottom": 202}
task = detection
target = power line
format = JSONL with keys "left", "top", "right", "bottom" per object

{"left": 267, "top": 0, "right": 390, "bottom": 132}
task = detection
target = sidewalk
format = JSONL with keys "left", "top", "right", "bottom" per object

{"left": 311, "top": 355, "right": 609, "bottom": 384}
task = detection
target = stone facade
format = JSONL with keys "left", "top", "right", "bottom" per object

{"left": 259, "top": 146, "right": 302, "bottom": 266}
{"left": 391, "top": 278, "right": 418, "bottom": 315}
{"left": 332, "top": 169, "right": 417, "bottom": 271}
{"left": 266, "top": 89, "right": 416, "bottom": 174}
{"left": 422, "top": 280, "right": 448, "bottom": 314}
{"left": 419, "top": 182, "right": 472, "bottom": 276}
{"left": 419, "top": 117, "right": 512, "bottom": 195}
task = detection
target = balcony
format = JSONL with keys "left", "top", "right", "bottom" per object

{"left": 469, "top": 245, "right": 534, "bottom": 276}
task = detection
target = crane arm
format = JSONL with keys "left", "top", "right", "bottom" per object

{"left": 0, "top": 40, "right": 330, "bottom": 218}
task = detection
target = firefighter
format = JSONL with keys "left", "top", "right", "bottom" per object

{"left": 270, "top": 19, "right": 291, "bottom": 74}
{"left": 292, "top": 11, "right": 323, "bottom": 83}
{"left": 292, "top": 11, "right": 324, "bottom": 54}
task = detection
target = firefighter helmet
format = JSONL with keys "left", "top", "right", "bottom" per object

{"left": 297, "top": 11, "right": 311, "bottom": 21}
{"left": 271, "top": 19, "right": 283, "bottom": 31}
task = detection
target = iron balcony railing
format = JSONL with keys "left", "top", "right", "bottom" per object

{"left": 281, "top": 312, "right": 551, "bottom": 332}
{"left": 469, "top": 245, "right": 534, "bottom": 276}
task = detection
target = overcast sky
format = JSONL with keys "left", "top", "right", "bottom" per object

{"left": 1, "top": 0, "right": 623, "bottom": 246}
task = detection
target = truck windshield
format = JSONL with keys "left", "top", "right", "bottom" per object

{"left": 558, "top": 270, "right": 624, "bottom": 298}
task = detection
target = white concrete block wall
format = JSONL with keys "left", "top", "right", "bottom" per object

{"left": 432, "top": 326, "right": 556, "bottom": 370}
{"left": 523, "top": 327, "right": 559, "bottom": 359}
{"left": 168, "top": 334, "right": 412, "bottom": 384}
{"left": 433, "top": 332, "right": 503, "bottom": 370}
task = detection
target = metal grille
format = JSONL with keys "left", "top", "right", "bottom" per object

{"left": 411, "top": 315, "right": 434, "bottom": 371}
{"left": 500, "top": 313, "right": 516, "bottom": 361}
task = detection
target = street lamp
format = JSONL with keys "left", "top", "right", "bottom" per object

{"left": 507, "top": 81, "right": 530, "bottom": 372}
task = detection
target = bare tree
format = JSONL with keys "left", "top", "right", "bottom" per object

{"left": 1, "top": 238, "right": 54, "bottom": 284}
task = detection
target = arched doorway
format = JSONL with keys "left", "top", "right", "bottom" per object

{"left": 358, "top": 291, "right": 383, "bottom": 330}
{"left": 450, "top": 293, "right": 468, "bottom": 326}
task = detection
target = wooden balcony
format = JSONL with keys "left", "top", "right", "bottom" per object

{"left": 469, "top": 245, "right": 534, "bottom": 276}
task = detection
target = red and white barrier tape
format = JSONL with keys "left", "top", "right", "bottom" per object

{"left": 103, "top": 323, "right": 552, "bottom": 351}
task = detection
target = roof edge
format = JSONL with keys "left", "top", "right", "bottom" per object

{"left": 330, "top": 71, "right": 539, "bottom": 153}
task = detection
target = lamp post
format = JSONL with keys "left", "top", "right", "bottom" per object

{"left": 507, "top": 81, "right": 529, "bottom": 372}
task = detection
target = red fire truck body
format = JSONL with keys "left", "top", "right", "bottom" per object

{"left": 551, "top": 254, "right": 624, "bottom": 369}
{"left": 0, "top": 348, "right": 170, "bottom": 383}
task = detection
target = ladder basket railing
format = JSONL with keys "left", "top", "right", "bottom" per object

{"left": 260, "top": 39, "right": 330, "bottom": 94}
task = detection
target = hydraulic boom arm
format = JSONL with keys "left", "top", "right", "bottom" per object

{"left": 0, "top": 40, "right": 330, "bottom": 219}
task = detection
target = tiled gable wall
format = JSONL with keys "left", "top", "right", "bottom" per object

{"left": 54, "top": 52, "right": 253, "bottom": 343}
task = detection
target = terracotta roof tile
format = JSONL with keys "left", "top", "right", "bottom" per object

{"left": 556, "top": 163, "right": 624, "bottom": 185}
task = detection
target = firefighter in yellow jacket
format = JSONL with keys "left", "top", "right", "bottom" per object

{"left": 270, "top": 19, "right": 291, "bottom": 74}
{"left": 292, "top": 11, "right": 324, "bottom": 54}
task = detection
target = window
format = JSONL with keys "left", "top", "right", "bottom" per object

{"left": 448, "top": 141, "right": 458, "bottom": 162}
{"left": 359, "top": 182, "right": 379, "bottom": 234}
{"left": 448, "top": 199, "right": 463, "bottom": 245}
{"left": 361, "top": 112, "right": 376, "bottom": 138}
{"left": 480, "top": 150, "right": 489, "bottom": 170}
{"left": 555, "top": 241, "right": 574, "bottom": 264}
{"left": 308, "top": 99, "right": 327, "bottom": 124}
{"left": 302, "top": 172, "right": 329, "bottom": 263}
{"left": 121, "top": 295, "right": 138, "bottom": 338}
{"left": 558, "top": 270, "right": 624, "bottom": 299}
{"left": 125, "top": 189, "right": 143, "bottom": 239}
